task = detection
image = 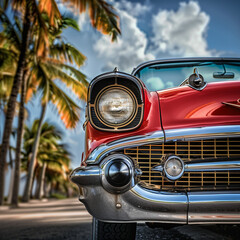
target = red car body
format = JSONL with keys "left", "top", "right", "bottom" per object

{"left": 84, "top": 80, "right": 240, "bottom": 163}
{"left": 71, "top": 58, "right": 240, "bottom": 240}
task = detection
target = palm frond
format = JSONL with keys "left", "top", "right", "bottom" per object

{"left": 62, "top": 0, "right": 121, "bottom": 41}
{"left": 38, "top": 0, "right": 61, "bottom": 26}
{"left": 32, "top": 0, "right": 50, "bottom": 57}
{"left": 0, "top": 7, "right": 21, "bottom": 49}
{"left": 40, "top": 60, "right": 87, "bottom": 100}
{"left": 61, "top": 17, "right": 80, "bottom": 31}
{"left": 48, "top": 80, "right": 80, "bottom": 128}
{"left": 0, "top": 73, "right": 14, "bottom": 99}
{"left": 49, "top": 42, "right": 86, "bottom": 67}
{"left": 0, "top": 48, "right": 18, "bottom": 73}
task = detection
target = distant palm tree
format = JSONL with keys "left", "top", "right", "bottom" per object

{"left": 22, "top": 120, "right": 71, "bottom": 199}
{"left": 36, "top": 146, "right": 71, "bottom": 199}
{"left": 0, "top": 0, "right": 121, "bottom": 205}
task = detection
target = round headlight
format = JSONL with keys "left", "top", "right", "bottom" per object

{"left": 97, "top": 88, "right": 136, "bottom": 125}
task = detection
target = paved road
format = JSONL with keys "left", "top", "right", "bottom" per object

{"left": 0, "top": 198, "right": 239, "bottom": 240}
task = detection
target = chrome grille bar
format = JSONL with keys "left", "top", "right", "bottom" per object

{"left": 185, "top": 160, "right": 240, "bottom": 172}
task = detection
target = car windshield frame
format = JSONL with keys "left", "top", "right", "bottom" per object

{"left": 132, "top": 58, "right": 240, "bottom": 92}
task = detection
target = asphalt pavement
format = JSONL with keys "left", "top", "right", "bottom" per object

{"left": 0, "top": 198, "right": 239, "bottom": 240}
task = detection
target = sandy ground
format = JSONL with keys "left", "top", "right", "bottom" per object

{"left": 0, "top": 198, "right": 239, "bottom": 240}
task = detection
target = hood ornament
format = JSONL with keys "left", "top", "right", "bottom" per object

{"left": 180, "top": 68, "right": 207, "bottom": 90}
{"left": 188, "top": 68, "right": 206, "bottom": 90}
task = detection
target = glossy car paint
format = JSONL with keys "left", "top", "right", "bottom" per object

{"left": 158, "top": 81, "right": 240, "bottom": 130}
{"left": 84, "top": 88, "right": 162, "bottom": 163}
{"left": 84, "top": 79, "right": 240, "bottom": 164}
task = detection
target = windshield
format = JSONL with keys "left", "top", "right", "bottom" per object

{"left": 135, "top": 61, "right": 240, "bottom": 91}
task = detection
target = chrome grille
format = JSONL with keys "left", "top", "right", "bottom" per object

{"left": 124, "top": 137, "right": 240, "bottom": 191}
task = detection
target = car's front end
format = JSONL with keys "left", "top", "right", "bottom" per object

{"left": 70, "top": 58, "right": 240, "bottom": 239}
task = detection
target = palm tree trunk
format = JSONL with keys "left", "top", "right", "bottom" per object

{"left": 0, "top": 4, "right": 31, "bottom": 205}
{"left": 31, "top": 169, "right": 37, "bottom": 198}
{"left": 11, "top": 71, "right": 28, "bottom": 207}
{"left": 7, "top": 149, "right": 14, "bottom": 204}
{"left": 22, "top": 103, "right": 47, "bottom": 202}
{"left": 36, "top": 162, "right": 46, "bottom": 199}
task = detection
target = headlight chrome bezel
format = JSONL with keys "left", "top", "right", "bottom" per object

{"left": 94, "top": 85, "right": 138, "bottom": 128}
{"left": 88, "top": 72, "right": 144, "bottom": 132}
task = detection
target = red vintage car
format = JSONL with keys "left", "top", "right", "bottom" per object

{"left": 70, "top": 58, "right": 240, "bottom": 240}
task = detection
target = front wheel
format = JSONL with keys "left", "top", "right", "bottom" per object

{"left": 92, "top": 218, "right": 136, "bottom": 240}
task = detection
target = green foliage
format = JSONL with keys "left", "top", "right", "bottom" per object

{"left": 22, "top": 120, "right": 71, "bottom": 176}
{"left": 50, "top": 193, "right": 66, "bottom": 199}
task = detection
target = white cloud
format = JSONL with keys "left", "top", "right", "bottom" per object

{"left": 151, "top": 1, "right": 213, "bottom": 57}
{"left": 78, "top": 13, "right": 88, "bottom": 30}
{"left": 78, "top": 1, "right": 215, "bottom": 74}
{"left": 115, "top": 0, "right": 151, "bottom": 17}
{"left": 93, "top": 3, "right": 154, "bottom": 73}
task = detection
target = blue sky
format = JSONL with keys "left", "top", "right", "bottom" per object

{"left": 56, "top": 0, "right": 240, "bottom": 168}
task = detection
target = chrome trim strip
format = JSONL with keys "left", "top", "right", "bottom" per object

{"left": 165, "top": 125, "right": 240, "bottom": 141}
{"left": 188, "top": 191, "right": 240, "bottom": 224}
{"left": 89, "top": 71, "right": 145, "bottom": 97}
{"left": 86, "top": 125, "right": 240, "bottom": 165}
{"left": 152, "top": 160, "right": 240, "bottom": 174}
{"left": 86, "top": 131, "right": 165, "bottom": 164}
{"left": 185, "top": 160, "right": 240, "bottom": 172}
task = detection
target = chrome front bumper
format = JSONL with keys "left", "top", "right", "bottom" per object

{"left": 71, "top": 125, "right": 240, "bottom": 224}
{"left": 70, "top": 166, "right": 240, "bottom": 224}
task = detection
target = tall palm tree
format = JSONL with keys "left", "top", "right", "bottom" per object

{"left": 22, "top": 16, "right": 88, "bottom": 203}
{"left": 0, "top": 0, "right": 121, "bottom": 205}
{"left": 0, "top": 11, "right": 86, "bottom": 205}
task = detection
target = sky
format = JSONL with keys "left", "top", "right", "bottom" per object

{"left": 56, "top": 0, "right": 240, "bottom": 168}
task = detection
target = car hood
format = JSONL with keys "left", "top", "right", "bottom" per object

{"left": 157, "top": 81, "right": 240, "bottom": 130}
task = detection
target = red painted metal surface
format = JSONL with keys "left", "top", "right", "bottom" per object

{"left": 158, "top": 81, "right": 240, "bottom": 130}
{"left": 83, "top": 88, "right": 162, "bottom": 163}
{"left": 83, "top": 81, "right": 240, "bottom": 164}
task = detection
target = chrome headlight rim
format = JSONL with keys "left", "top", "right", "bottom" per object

{"left": 94, "top": 85, "right": 138, "bottom": 128}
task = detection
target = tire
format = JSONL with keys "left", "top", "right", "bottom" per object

{"left": 92, "top": 218, "right": 136, "bottom": 240}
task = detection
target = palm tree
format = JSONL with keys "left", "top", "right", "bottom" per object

{"left": 36, "top": 146, "right": 71, "bottom": 199}
{"left": 22, "top": 16, "right": 89, "bottom": 203}
{"left": 0, "top": 0, "right": 121, "bottom": 205}
{"left": 0, "top": 13, "right": 29, "bottom": 205}
{"left": 0, "top": 11, "right": 85, "bottom": 205}
{"left": 22, "top": 120, "right": 71, "bottom": 199}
